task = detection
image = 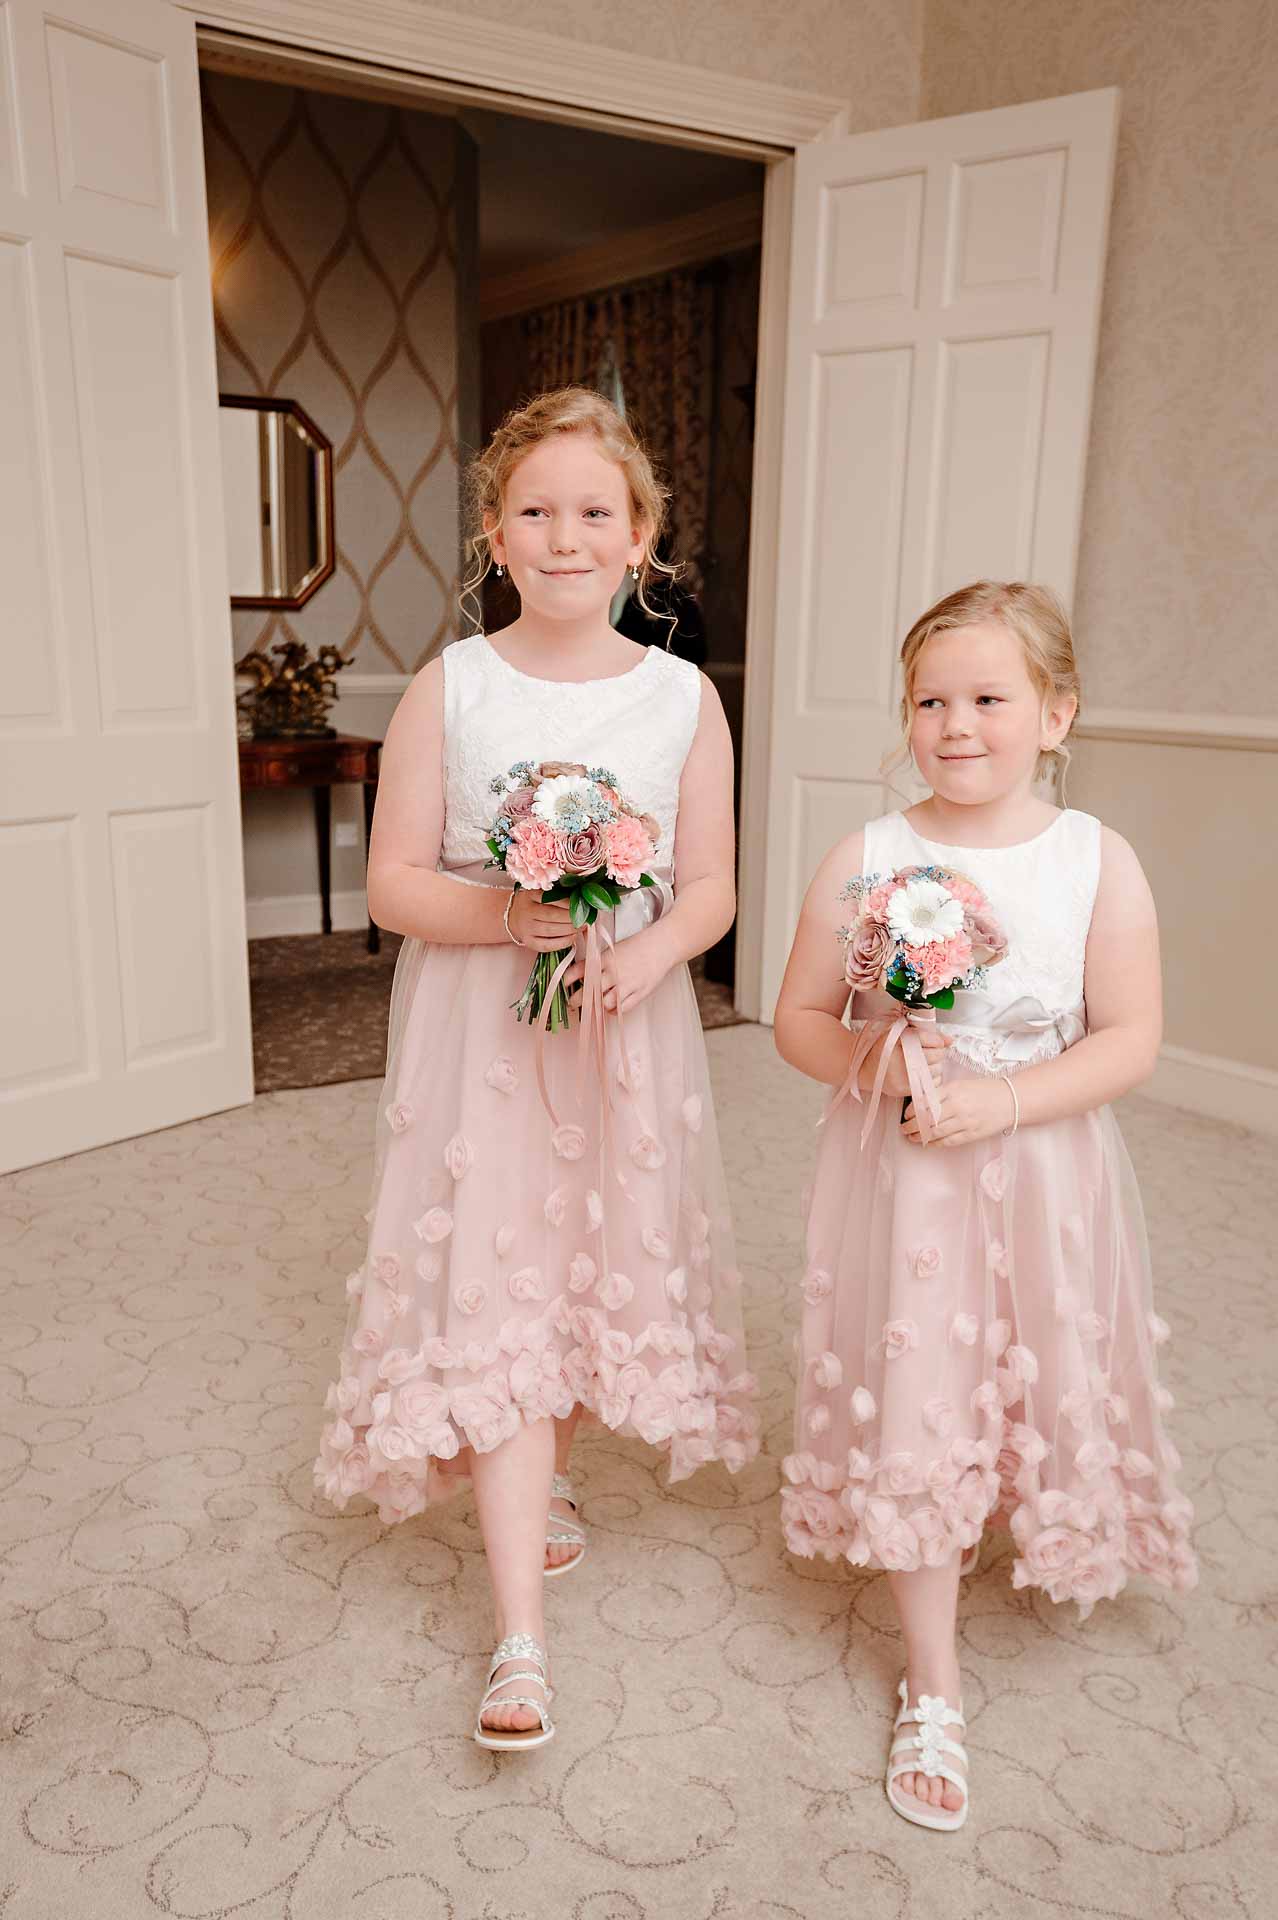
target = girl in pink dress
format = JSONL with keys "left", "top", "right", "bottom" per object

{"left": 313, "top": 388, "right": 757, "bottom": 1748}
{"left": 773, "top": 581, "right": 1196, "bottom": 1832}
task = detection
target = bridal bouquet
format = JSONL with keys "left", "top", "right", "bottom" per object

{"left": 839, "top": 863, "right": 1007, "bottom": 1007}
{"left": 486, "top": 759, "right": 659, "bottom": 1030}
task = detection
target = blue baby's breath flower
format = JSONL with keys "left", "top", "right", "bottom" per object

{"left": 586, "top": 766, "right": 617, "bottom": 787}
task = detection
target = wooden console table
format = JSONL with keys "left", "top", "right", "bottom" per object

{"left": 238, "top": 733, "right": 381, "bottom": 953}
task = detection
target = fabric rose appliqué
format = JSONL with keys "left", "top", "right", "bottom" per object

{"left": 630, "top": 1134, "right": 667, "bottom": 1172}
{"left": 443, "top": 1133, "right": 475, "bottom": 1180}
{"left": 454, "top": 1282, "right": 487, "bottom": 1316}
{"left": 484, "top": 1057, "right": 519, "bottom": 1094}
{"left": 553, "top": 1124, "right": 587, "bottom": 1161}
{"left": 979, "top": 1158, "right": 1007, "bottom": 1202}
{"left": 882, "top": 1319, "right": 919, "bottom": 1360}
{"left": 414, "top": 1208, "right": 453, "bottom": 1245}
{"left": 385, "top": 1102, "right": 414, "bottom": 1133}
{"left": 912, "top": 1246, "right": 943, "bottom": 1281}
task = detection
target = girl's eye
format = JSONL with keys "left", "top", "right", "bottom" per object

{"left": 520, "top": 507, "right": 547, "bottom": 518}
{"left": 977, "top": 695, "right": 1002, "bottom": 706}
{"left": 584, "top": 508, "right": 611, "bottom": 519}
{"left": 916, "top": 698, "right": 942, "bottom": 709}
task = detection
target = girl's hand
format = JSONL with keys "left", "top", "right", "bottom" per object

{"left": 902, "top": 1073, "right": 1016, "bottom": 1147}
{"left": 864, "top": 1025, "right": 950, "bottom": 1097}
{"left": 506, "top": 889, "right": 575, "bottom": 954}
{"left": 564, "top": 925, "right": 675, "bottom": 1016}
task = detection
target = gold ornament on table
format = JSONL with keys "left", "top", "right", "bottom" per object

{"left": 235, "top": 640, "right": 348, "bottom": 739}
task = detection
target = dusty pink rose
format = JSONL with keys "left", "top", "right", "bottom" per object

{"left": 965, "top": 904, "right": 1008, "bottom": 966}
{"left": 604, "top": 813, "right": 653, "bottom": 888}
{"left": 385, "top": 1101, "right": 414, "bottom": 1133}
{"left": 485, "top": 1056, "right": 519, "bottom": 1093}
{"left": 844, "top": 918, "right": 893, "bottom": 990}
{"left": 951, "top": 1312, "right": 979, "bottom": 1346}
{"left": 443, "top": 1133, "right": 475, "bottom": 1180}
{"left": 568, "top": 1252, "right": 597, "bottom": 1294}
{"left": 500, "top": 784, "right": 537, "bottom": 824}
{"left": 414, "top": 1207, "right": 453, "bottom": 1244}
{"left": 979, "top": 1157, "right": 1007, "bottom": 1202}
{"left": 543, "top": 1187, "right": 567, "bottom": 1228}
{"left": 561, "top": 822, "right": 607, "bottom": 875}
{"left": 630, "top": 1134, "right": 667, "bottom": 1171}
{"left": 802, "top": 1267, "right": 833, "bottom": 1305}
{"left": 882, "top": 1318, "right": 919, "bottom": 1360}
{"left": 813, "top": 1351, "right": 843, "bottom": 1390}
{"left": 912, "top": 1245, "right": 943, "bottom": 1281}
{"left": 597, "top": 1270, "right": 635, "bottom": 1310}
{"left": 505, "top": 817, "right": 564, "bottom": 890}
{"left": 537, "top": 759, "right": 589, "bottom": 779}
{"left": 453, "top": 1281, "right": 487, "bottom": 1316}
{"left": 849, "top": 1385, "right": 876, "bottom": 1424}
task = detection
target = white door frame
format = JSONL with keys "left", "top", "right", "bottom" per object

{"left": 178, "top": 0, "right": 846, "bottom": 1020}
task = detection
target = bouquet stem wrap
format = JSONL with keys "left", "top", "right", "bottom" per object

{"left": 830, "top": 1003, "right": 945, "bottom": 1146}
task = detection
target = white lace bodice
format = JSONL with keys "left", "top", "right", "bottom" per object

{"left": 857, "top": 808, "right": 1102, "bottom": 1073}
{"left": 439, "top": 634, "right": 702, "bottom": 874}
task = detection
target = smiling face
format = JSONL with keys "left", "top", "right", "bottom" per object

{"left": 908, "top": 619, "right": 1075, "bottom": 804}
{"left": 488, "top": 432, "right": 646, "bottom": 624}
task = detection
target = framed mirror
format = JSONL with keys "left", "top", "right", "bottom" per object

{"left": 218, "top": 394, "right": 335, "bottom": 609}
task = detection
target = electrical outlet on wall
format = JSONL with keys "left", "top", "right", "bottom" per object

{"left": 334, "top": 822, "right": 361, "bottom": 850}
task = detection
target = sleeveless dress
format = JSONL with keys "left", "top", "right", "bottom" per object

{"left": 782, "top": 808, "right": 1197, "bottom": 1616}
{"left": 314, "top": 634, "right": 759, "bottom": 1523}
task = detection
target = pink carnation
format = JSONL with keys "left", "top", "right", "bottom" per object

{"left": 506, "top": 817, "right": 564, "bottom": 890}
{"left": 604, "top": 813, "right": 653, "bottom": 889}
{"left": 920, "top": 931, "right": 973, "bottom": 994}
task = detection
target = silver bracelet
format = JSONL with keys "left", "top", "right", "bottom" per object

{"left": 502, "top": 888, "right": 521, "bottom": 947}
{"left": 999, "top": 1071, "right": 1020, "bottom": 1137}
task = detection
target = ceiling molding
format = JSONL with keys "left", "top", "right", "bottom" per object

{"left": 479, "top": 190, "right": 765, "bottom": 323}
{"left": 186, "top": 1, "right": 848, "bottom": 153}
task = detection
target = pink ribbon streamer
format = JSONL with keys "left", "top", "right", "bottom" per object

{"left": 534, "top": 916, "right": 633, "bottom": 1189}
{"left": 827, "top": 1005, "right": 944, "bottom": 1147}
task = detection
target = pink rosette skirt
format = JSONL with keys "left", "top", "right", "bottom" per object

{"left": 782, "top": 1043, "right": 1197, "bottom": 1616}
{"left": 314, "top": 880, "right": 759, "bottom": 1525}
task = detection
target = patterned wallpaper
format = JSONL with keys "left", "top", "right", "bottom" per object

{"left": 458, "top": 0, "right": 922, "bottom": 131}
{"left": 201, "top": 72, "right": 473, "bottom": 675}
{"left": 921, "top": 0, "right": 1277, "bottom": 716}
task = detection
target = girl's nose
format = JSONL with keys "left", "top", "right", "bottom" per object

{"left": 549, "top": 522, "right": 579, "bottom": 553}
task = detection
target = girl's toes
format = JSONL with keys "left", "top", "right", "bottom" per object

{"left": 926, "top": 1776, "right": 945, "bottom": 1807}
{"left": 942, "top": 1782, "right": 965, "bottom": 1813}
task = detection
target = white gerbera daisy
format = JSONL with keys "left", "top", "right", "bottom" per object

{"left": 886, "top": 876, "right": 964, "bottom": 947}
{"left": 532, "top": 774, "right": 595, "bottom": 827}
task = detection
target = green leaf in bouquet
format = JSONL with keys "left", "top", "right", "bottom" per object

{"left": 540, "top": 881, "right": 571, "bottom": 903}
{"left": 638, "top": 872, "right": 656, "bottom": 888}
{"left": 886, "top": 969, "right": 910, "bottom": 1002}
{"left": 485, "top": 837, "right": 504, "bottom": 862}
{"left": 581, "top": 878, "right": 616, "bottom": 912}
{"left": 926, "top": 986, "right": 955, "bottom": 1009}
{"left": 569, "top": 891, "right": 593, "bottom": 928}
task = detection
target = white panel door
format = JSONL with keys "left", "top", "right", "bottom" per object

{"left": 0, "top": 0, "right": 252, "bottom": 1171}
{"left": 754, "top": 88, "right": 1118, "bottom": 1018}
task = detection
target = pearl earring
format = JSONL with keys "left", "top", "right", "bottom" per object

{"left": 631, "top": 563, "right": 640, "bottom": 581}
{"left": 495, "top": 563, "right": 505, "bottom": 579}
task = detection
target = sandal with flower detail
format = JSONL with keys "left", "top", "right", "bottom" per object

{"left": 886, "top": 1681, "right": 969, "bottom": 1831}
{"left": 544, "top": 1472, "right": 586, "bottom": 1578}
{"left": 474, "top": 1633, "right": 555, "bottom": 1751}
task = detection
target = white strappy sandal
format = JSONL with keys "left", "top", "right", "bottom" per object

{"left": 885, "top": 1681, "right": 969, "bottom": 1831}
{"left": 474, "top": 1633, "right": 555, "bottom": 1751}
{"left": 544, "top": 1472, "right": 586, "bottom": 1578}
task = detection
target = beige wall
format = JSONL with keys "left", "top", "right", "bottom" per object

{"left": 459, "top": 0, "right": 923, "bottom": 131}
{"left": 921, "top": 0, "right": 1278, "bottom": 1078}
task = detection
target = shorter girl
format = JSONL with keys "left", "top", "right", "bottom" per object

{"left": 774, "top": 581, "right": 1196, "bottom": 1832}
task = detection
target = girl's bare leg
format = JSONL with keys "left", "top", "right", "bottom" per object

{"left": 470, "top": 1415, "right": 556, "bottom": 1732}
{"left": 885, "top": 1556, "right": 966, "bottom": 1814}
{"left": 545, "top": 1405, "right": 585, "bottom": 1571}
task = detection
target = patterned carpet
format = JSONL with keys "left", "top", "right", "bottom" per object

{"left": 249, "top": 932, "right": 745, "bottom": 1092}
{"left": 0, "top": 1026, "right": 1272, "bottom": 1918}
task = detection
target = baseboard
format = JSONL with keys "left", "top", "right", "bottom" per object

{"left": 1142, "top": 1044, "right": 1278, "bottom": 1135}
{"left": 245, "top": 890, "right": 372, "bottom": 940}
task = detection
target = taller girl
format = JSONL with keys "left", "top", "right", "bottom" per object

{"left": 314, "top": 388, "right": 757, "bottom": 1748}
{"left": 775, "top": 581, "right": 1196, "bottom": 1831}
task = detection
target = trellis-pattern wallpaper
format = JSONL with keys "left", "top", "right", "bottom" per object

{"left": 201, "top": 72, "right": 470, "bottom": 675}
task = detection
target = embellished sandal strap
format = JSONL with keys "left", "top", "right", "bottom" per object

{"left": 489, "top": 1632, "right": 548, "bottom": 1678}
{"left": 546, "top": 1519, "right": 586, "bottom": 1547}
{"left": 550, "top": 1473, "right": 578, "bottom": 1507}
{"left": 891, "top": 1732, "right": 967, "bottom": 1768}
{"left": 887, "top": 1757, "right": 968, "bottom": 1803}
{"left": 477, "top": 1694, "right": 553, "bottom": 1734}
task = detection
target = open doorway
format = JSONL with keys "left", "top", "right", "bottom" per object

{"left": 199, "top": 57, "right": 767, "bottom": 1090}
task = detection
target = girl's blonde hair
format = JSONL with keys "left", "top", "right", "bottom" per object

{"left": 460, "top": 386, "right": 678, "bottom": 636}
{"left": 885, "top": 579, "right": 1081, "bottom": 789}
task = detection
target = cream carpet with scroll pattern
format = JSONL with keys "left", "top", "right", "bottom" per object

{"left": 1, "top": 1025, "right": 1272, "bottom": 1919}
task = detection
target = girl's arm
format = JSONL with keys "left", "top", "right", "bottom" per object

{"left": 904, "top": 827, "right": 1162, "bottom": 1146}
{"left": 588, "top": 673, "right": 736, "bottom": 1015}
{"left": 774, "top": 831, "right": 949, "bottom": 1095}
{"left": 365, "top": 662, "right": 571, "bottom": 952}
